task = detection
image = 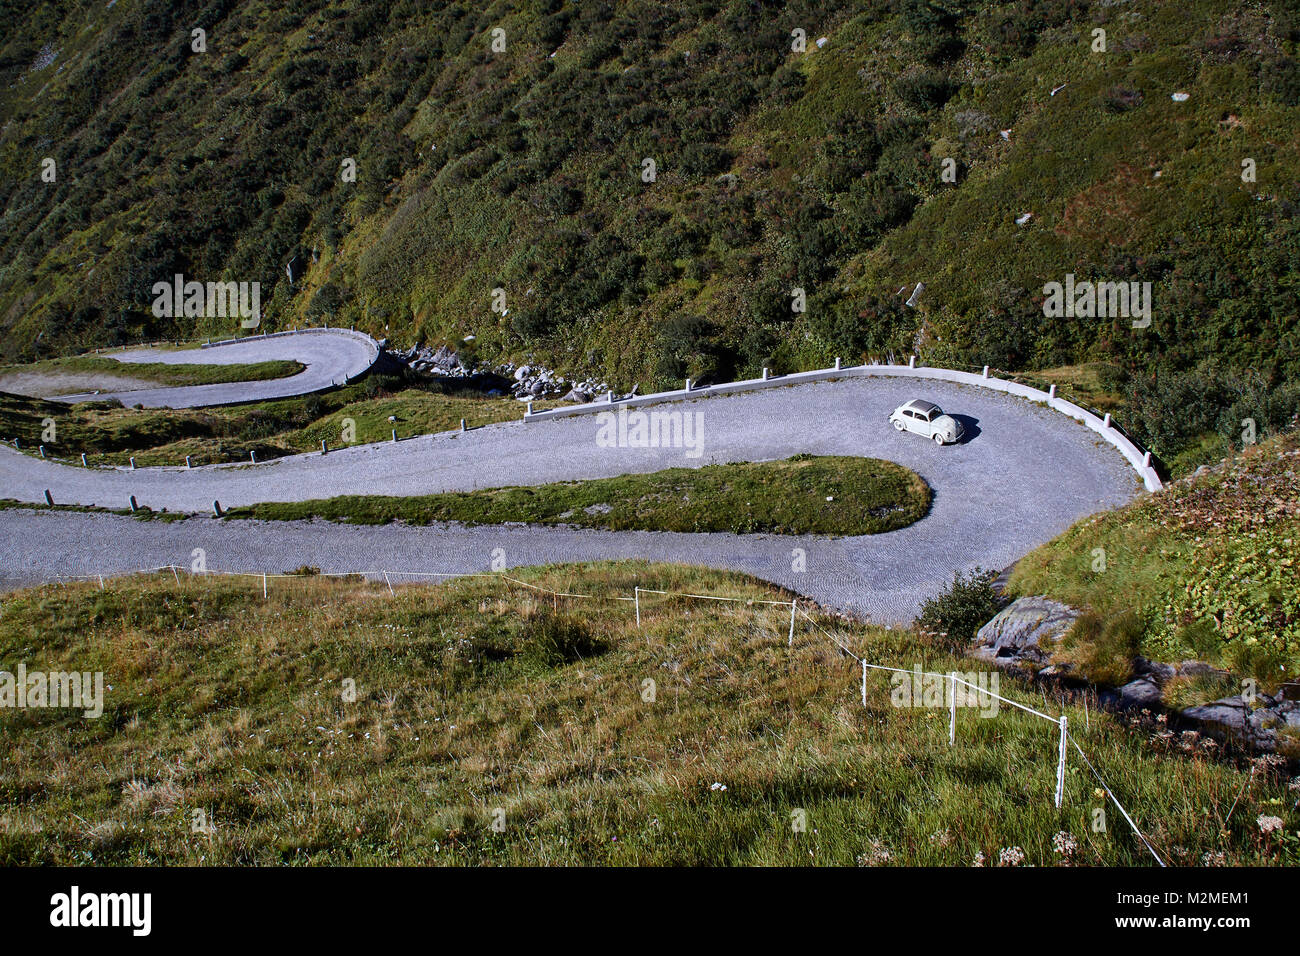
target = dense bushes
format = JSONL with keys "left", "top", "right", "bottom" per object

{"left": 2, "top": 0, "right": 1298, "bottom": 480}
{"left": 1125, "top": 368, "right": 1300, "bottom": 466}
{"left": 917, "top": 568, "right": 1004, "bottom": 650}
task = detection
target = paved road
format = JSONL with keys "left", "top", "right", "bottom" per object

{"left": 0, "top": 377, "right": 1139, "bottom": 623}
{"left": 50, "top": 329, "right": 377, "bottom": 408}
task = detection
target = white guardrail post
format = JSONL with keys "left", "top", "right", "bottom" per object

{"left": 1055, "top": 714, "right": 1068, "bottom": 809}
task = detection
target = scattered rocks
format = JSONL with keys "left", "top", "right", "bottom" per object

{"left": 379, "top": 338, "right": 611, "bottom": 403}
{"left": 381, "top": 340, "right": 609, "bottom": 402}
{"left": 972, "top": 596, "right": 1300, "bottom": 755}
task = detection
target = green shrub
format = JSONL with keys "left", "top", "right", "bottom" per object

{"left": 519, "top": 611, "right": 609, "bottom": 667}
{"left": 893, "top": 70, "right": 956, "bottom": 113}
{"left": 916, "top": 567, "right": 1003, "bottom": 648}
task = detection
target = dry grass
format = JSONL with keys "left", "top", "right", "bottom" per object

{"left": 0, "top": 564, "right": 1294, "bottom": 866}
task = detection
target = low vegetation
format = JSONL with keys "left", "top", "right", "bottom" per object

{"left": 1010, "top": 429, "right": 1300, "bottom": 685}
{"left": 1, "top": 564, "right": 1293, "bottom": 865}
{"left": 229, "top": 454, "right": 932, "bottom": 536}
{"left": 0, "top": 354, "right": 303, "bottom": 394}
{"left": 0, "top": 375, "right": 552, "bottom": 467}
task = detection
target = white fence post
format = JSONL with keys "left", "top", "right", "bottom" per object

{"left": 262, "top": 573, "right": 268, "bottom": 600}
{"left": 634, "top": 586, "right": 641, "bottom": 627}
{"left": 1055, "top": 715, "right": 1068, "bottom": 809}
{"left": 788, "top": 599, "right": 797, "bottom": 647}
{"left": 949, "top": 672, "right": 958, "bottom": 745}
{"left": 384, "top": 571, "right": 394, "bottom": 595}
{"left": 860, "top": 659, "right": 867, "bottom": 707}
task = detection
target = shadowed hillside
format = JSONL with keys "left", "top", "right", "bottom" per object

{"left": 2, "top": 0, "right": 1299, "bottom": 470}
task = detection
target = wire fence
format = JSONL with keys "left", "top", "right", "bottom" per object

{"left": 36, "top": 563, "right": 1164, "bottom": 866}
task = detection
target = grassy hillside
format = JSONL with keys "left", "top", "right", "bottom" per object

{"left": 2, "top": 0, "right": 1299, "bottom": 472}
{"left": 1010, "top": 429, "right": 1300, "bottom": 686}
{"left": 1, "top": 564, "right": 1293, "bottom": 865}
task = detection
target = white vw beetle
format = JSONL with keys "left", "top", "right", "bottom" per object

{"left": 889, "top": 399, "right": 964, "bottom": 445}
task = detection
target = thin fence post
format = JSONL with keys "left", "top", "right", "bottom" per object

{"left": 171, "top": 565, "right": 181, "bottom": 586}
{"left": 384, "top": 571, "right": 394, "bottom": 595}
{"left": 949, "top": 672, "right": 958, "bottom": 745}
{"left": 788, "top": 599, "right": 797, "bottom": 647}
{"left": 98, "top": 575, "right": 104, "bottom": 590}
{"left": 860, "top": 659, "right": 867, "bottom": 707}
{"left": 262, "top": 573, "right": 268, "bottom": 600}
{"left": 634, "top": 586, "right": 641, "bottom": 627}
{"left": 1055, "top": 714, "right": 1068, "bottom": 809}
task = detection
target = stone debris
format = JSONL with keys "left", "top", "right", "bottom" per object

{"left": 385, "top": 341, "right": 609, "bottom": 402}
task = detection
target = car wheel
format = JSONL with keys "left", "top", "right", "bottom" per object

{"left": 932, "top": 433, "right": 944, "bottom": 445}
{"left": 893, "top": 420, "right": 905, "bottom": 431}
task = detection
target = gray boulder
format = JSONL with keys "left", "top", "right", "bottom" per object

{"left": 972, "top": 596, "right": 1079, "bottom": 667}
{"left": 1116, "top": 678, "right": 1162, "bottom": 708}
{"left": 1180, "top": 697, "right": 1249, "bottom": 733}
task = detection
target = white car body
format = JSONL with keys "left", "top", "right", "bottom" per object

{"left": 889, "top": 399, "right": 963, "bottom": 445}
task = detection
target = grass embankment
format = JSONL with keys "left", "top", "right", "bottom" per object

{"left": 1011, "top": 431, "right": 1300, "bottom": 689}
{"left": 0, "top": 354, "right": 304, "bottom": 391}
{"left": 0, "top": 378, "right": 556, "bottom": 468}
{"left": 228, "top": 455, "right": 932, "bottom": 536}
{"left": 1, "top": 564, "right": 1293, "bottom": 866}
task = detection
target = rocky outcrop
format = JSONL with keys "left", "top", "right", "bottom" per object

{"left": 1179, "top": 694, "right": 1300, "bottom": 754}
{"left": 972, "top": 596, "right": 1078, "bottom": 668}
{"left": 383, "top": 342, "right": 609, "bottom": 403}
{"left": 971, "top": 595, "right": 1300, "bottom": 755}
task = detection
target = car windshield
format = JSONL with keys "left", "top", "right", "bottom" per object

{"left": 927, "top": 407, "right": 942, "bottom": 420}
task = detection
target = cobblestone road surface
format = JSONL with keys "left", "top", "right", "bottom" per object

{"left": 0, "top": 376, "right": 1140, "bottom": 623}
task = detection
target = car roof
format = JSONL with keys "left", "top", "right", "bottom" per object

{"left": 907, "top": 399, "right": 940, "bottom": 413}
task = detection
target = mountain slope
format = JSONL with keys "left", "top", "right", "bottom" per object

{"left": 2, "top": 0, "right": 1298, "bottom": 468}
